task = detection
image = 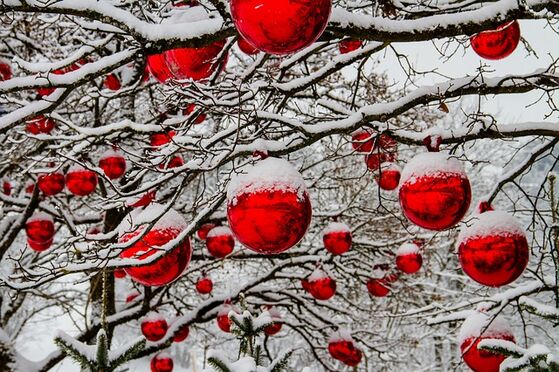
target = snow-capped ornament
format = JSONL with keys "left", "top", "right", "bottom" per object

{"left": 147, "top": 54, "right": 173, "bottom": 83}
{"left": 263, "top": 306, "right": 282, "bottom": 336}
{"left": 37, "top": 170, "right": 65, "bottom": 196}
{"left": 351, "top": 129, "right": 374, "bottom": 153}
{"left": 184, "top": 103, "right": 206, "bottom": 124}
{"left": 103, "top": 73, "right": 121, "bottom": 91}
{"left": 457, "top": 210, "right": 529, "bottom": 287}
{"left": 227, "top": 157, "right": 312, "bottom": 254}
{"left": 399, "top": 152, "right": 471, "bottom": 230}
{"left": 302, "top": 269, "right": 336, "bottom": 300}
{"left": 459, "top": 311, "right": 515, "bottom": 372}
{"left": 164, "top": 40, "right": 226, "bottom": 81}
{"left": 470, "top": 21, "right": 520, "bottom": 60}
{"left": 141, "top": 313, "right": 168, "bottom": 342}
{"left": 0, "top": 59, "right": 12, "bottom": 81}
{"left": 395, "top": 242, "right": 423, "bottom": 274}
{"left": 216, "top": 301, "right": 240, "bottom": 333}
{"left": 323, "top": 221, "right": 352, "bottom": 255}
{"left": 339, "top": 39, "right": 363, "bottom": 54}
{"left": 151, "top": 130, "right": 176, "bottom": 148}
{"left": 196, "top": 276, "right": 213, "bottom": 294}
{"left": 366, "top": 277, "right": 389, "bottom": 297}
{"left": 237, "top": 36, "right": 260, "bottom": 55}
{"left": 328, "top": 330, "right": 363, "bottom": 367}
{"left": 197, "top": 222, "right": 216, "bottom": 240}
{"left": 26, "top": 115, "right": 55, "bottom": 135}
{"left": 230, "top": 0, "right": 332, "bottom": 55}
{"left": 374, "top": 162, "right": 401, "bottom": 191}
{"left": 118, "top": 204, "right": 192, "bottom": 286}
{"left": 26, "top": 212, "right": 55, "bottom": 252}
{"left": 99, "top": 149, "right": 126, "bottom": 180}
{"left": 205, "top": 227, "right": 237, "bottom": 260}
{"left": 66, "top": 165, "right": 98, "bottom": 196}
{"left": 150, "top": 352, "right": 174, "bottom": 372}
{"left": 113, "top": 269, "right": 126, "bottom": 279}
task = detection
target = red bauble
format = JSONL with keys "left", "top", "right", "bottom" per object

{"left": 147, "top": 54, "right": 173, "bottom": 84}
{"left": 150, "top": 353, "right": 174, "bottom": 372}
{"left": 159, "top": 155, "right": 184, "bottom": 169}
{"left": 351, "top": 129, "right": 374, "bottom": 153}
{"left": 26, "top": 212, "right": 55, "bottom": 252}
{"left": 227, "top": 157, "right": 312, "bottom": 254}
{"left": 328, "top": 331, "right": 363, "bottom": 367}
{"left": 263, "top": 307, "right": 282, "bottom": 336}
{"left": 339, "top": 39, "right": 363, "bottom": 54}
{"left": 323, "top": 222, "right": 352, "bottom": 255}
{"left": 459, "top": 312, "right": 515, "bottom": 372}
{"left": 37, "top": 171, "right": 65, "bottom": 196}
{"left": 395, "top": 242, "right": 423, "bottom": 274}
{"left": 103, "top": 73, "right": 121, "bottom": 91}
{"left": 458, "top": 210, "right": 529, "bottom": 287}
{"left": 0, "top": 59, "right": 12, "bottom": 81}
{"left": 375, "top": 163, "right": 401, "bottom": 191}
{"left": 470, "top": 21, "right": 520, "bottom": 60}
{"left": 197, "top": 222, "right": 216, "bottom": 240}
{"left": 365, "top": 152, "right": 396, "bottom": 171}
{"left": 206, "top": 226, "right": 235, "bottom": 258}
{"left": 237, "top": 36, "right": 260, "bottom": 55}
{"left": 99, "top": 149, "right": 126, "bottom": 179}
{"left": 230, "top": 0, "right": 331, "bottom": 55}
{"left": 26, "top": 115, "right": 55, "bottom": 135}
{"left": 399, "top": 152, "right": 471, "bottom": 230}
{"left": 184, "top": 103, "right": 206, "bottom": 124}
{"left": 164, "top": 40, "right": 226, "bottom": 81}
{"left": 196, "top": 277, "right": 213, "bottom": 294}
{"left": 305, "top": 270, "right": 336, "bottom": 300}
{"left": 119, "top": 205, "right": 192, "bottom": 287}
{"left": 172, "top": 322, "right": 190, "bottom": 343}
{"left": 151, "top": 130, "right": 176, "bottom": 148}
{"left": 217, "top": 303, "right": 240, "bottom": 333}
{"left": 141, "top": 313, "right": 168, "bottom": 342}
{"left": 366, "top": 278, "right": 390, "bottom": 297}
{"left": 2, "top": 180, "right": 11, "bottom": 196}
{"left": 113, "top": 269, "right": 126, "bottom": 279}
{"left": 66, "top": 166, "right": 98, "bottom": 196}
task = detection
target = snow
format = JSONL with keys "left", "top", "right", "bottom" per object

{"left": 218, "top": 302, "right": 240, "bottom": 316}
{"left": 458, "top": 311, "right": 513, "bottom": 344}
{"left": 27, "top": 211, "right": 53, "bottom": 223}
{"left": 117, "top": 203, "right": 188, "bottom": 236}
{"left": 308, "top": 268, "right": 329, "bottom": 282}
{"left": 396, "top": 242, "right": 420, "bottom": 256}
{"left": 458, "top": 210, "right": 526, "bottom": 245}
{"left": 329, "top": 328, "right": 354, "bottom": 343}
{"left": 206, "top": 226, "right": 233, "bottom": 239}
{"left": 142, "top": 311, "right": 166, "bottom": 323}
{"left": 322, "top": 221, "right": 350, "bottom": 236}
{"left": 400, "top": 152, "right": 467, "bottom": 186}
{"left": 99, "top": 148, "right": 123, "bottom": 161}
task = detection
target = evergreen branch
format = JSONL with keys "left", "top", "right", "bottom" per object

{"left": 269, "top": 349, "right": 293, "bottom": 372}
{"left": 207, "top": 356, "right": 233, "bottom": 372}
{"left": 54, "top": 332, "right": 95, "bottom": 371}
{"left": 109, "top": 337, "right": 146, "bottom": 369}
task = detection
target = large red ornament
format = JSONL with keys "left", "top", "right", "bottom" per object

{"left": 66, "top": 166, "right": 98, "bottom": 196}
{"left": 399, "top": 152, "right": 471, "bottom": 230}
{"left": 230, "top": 0, "right": 332, "bottom": 55}
{"left": 164, "top": 40, "right": 226, "bottom": 81}
{"left": 459, "top": 312, "right": 515, "bottom": 372}
{"left": 227, "top": 157, "right": 312, "bottom": 254}
{"left": 141, "top": 313, "right": 168, "bottom": 342}
{"left": 103, "top": 73, "right": 121, "bottom": 91}
{"left": 26, "top": 212, "right": 55, "bottom": 252}
{"left": 0, "top": 59, "right": 12, "bottom": 81}
{"left": 217, "top": 302, "right": 240, "bottom": 333}
{"left": 458, "top": 210, "right": 529, "bottom": 287}
{"left": 26, "top": 115, "right": 55, "bottom": 135}
{"left": 470, "top": 21, "right": 520, "bottom": 60}
{"left": 206, "top": 226, "right": 235, "bottom": 258}
{"left": 147, "top": 54, "right": 173, "bottom": 84}
{"left": 196, "top": 276, "right": 213, "bottom": 294}
{"left": 118, "top": 204, "right": 192, "bottom": 286}
{"left": 322, "top": 221, "right": 352, "bottom": 255}
{"left": 375, "top": 163, "right": 401, "bottom": 191}
{"left": 395, "top": 242, "right": 423, "bottom": 274}
{"left": 150, "top": 353, "right": 174, "bottom": 372}
{"left": 99, "top": 149, "right": 126, "bottom": 180}
{"left": 328, "top": 330, "right": 363, "bottom": 367}
{"left": 339, "top": 39, "right": 363, "bottom": 54}
{"left": 37, "top": 171, "right": 65, "bottom": 196}
{"left": 303, "top": 269, "right": 336, "bottom": 300}
{"left": 184, "top": 103, "right": 206, "bottom": 124}
{"left": 237, "top": 36, "right": 260, "bottom": 55}
{"left": 197, "top": 222, "right": 216, "bottom": 240}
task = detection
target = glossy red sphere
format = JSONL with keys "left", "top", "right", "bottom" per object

{"left": 159, "top": 155, "right": 184, "bottom": 169}
{"left": 150, "top": 354, "right": 174, "bottom": 372}
{"left": 66, "top": 167, "right": 98, "bottom": 196}
{"left": 26, "top": 214, "right": 55, "bottom": 252}
{"left": 206, "top": 227, "right": 235, "bottom": 258}
{"left": 306, "top": 276, "right": 336, "bottom": 300}
{"left": 173, "top": 323, "right": 190, "bottom": 343}
{"left": 366, "top": 278, "right": 389, "bottom": 297}
{"left": 217, "top": 314, "right": 232, "bottom": 333}
{"left": 147, "top": 54, "right": 173, "bottom": 83}
{"left": 375, "top": 167, "right": 401, "bottom": 191}
{"left": 27, "top": 238, "right": 53, "bottom": 251}
{"left": 339, "top": 39, "right": 363, "bottom": 54}
{"left": 197, "top": 223, "right": 216, "bottom": 240}
{"left": 351, "top": 130, "right": 374, "bottom": 153}
{"left": 26, "top": 115, "right": 55, "bottom": 135}
{"left": 103, "top": 73, "right": 121, "bottom": 91}
{"left": 227, "top": 190, "right": 312, "bottom": 254}
{"left": 120, "top": 228, "right": 191, "bottom": 287}
{"left": 196, "top": 277, "right": 213, "bottom": 294}
{"left": 365, "top": 152, "right": 396, "bottom": 170}
{"left": 323, "top": 230, "right": 352, "bottom": 255}
{"left": 230, "top": 0, "right": 331, "bottom": 55}
{"left": 264, "top": 322, "right": 282, "bottom": 336}
{"left": 37, "top": 172, "right": 65, "bottom": 196}
{"left": 99, "top": 153, "right": 126, "bottom": 180}
{"left": 396, "top": 252, "right": 422, "bottom": 274}
{"left": 184, "top": 103, "right": 206, "bottom": 124}
{"left": 2, "top": 181, "right": 11, "bottom": 196}
{"left": 237, "top": 36, "right": 260, "bottom": 55}
{"left": 0, "top": 61, "right": 12, "bottom": 81}
{"left": 141, "top": 317, "right": 168, "bottom": 341}
{"left": 164, "top": 40, "right": 226, "bottom": 81}
{"left": 151, "top": 131, "right": 176, "bottom": 148}
{"left": 470, "top": 21, "right": 520, "bottom": 60}
{"left": 328, "top": 340, "right": 362, "bottom": 366}
{"left": 461, "top": 335, "right": 515, "bottom": 372}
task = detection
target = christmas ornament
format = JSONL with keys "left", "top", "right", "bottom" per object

{"left": 184, "top": 103, "right": 206, "bottom": 124}
{"left": 322, "top": 221, "right": 352, "bottom": 255}
{"left": 164, "top": 40, "right": 226, "bottom": 81}
{"left": 113, "top": 269, "right": 126, "bottom": 279}
{"left": 351, "top": 129, "right": 375, "bottom": 153}
{"left": 141, "top": 312, "right": 168, "bottom": 342}
{"left": 237, "top": 36, "right": 260, "bottom": 55}
{"left": 399, "top": 152, "right": 471, "bottom": 230}
{"left": 26, "top": 115, "right": 55, "bottom": 135}
{"left": 26, "top": 212, "right": 54, "bottom": 252}
{"left": 151, "top": 130, "right": 176, "bottom": 148}
{"left": 172, "top": 320, "right": 190, "bottom": 342}
{"left": 328, "top": 330, "right": 363, "bottom": 367}
{"left": 458, "top": 210, "right": 529, "bottom": 287}
{"left": 37, "top": 170, "right": 65, "bottom": 196}
{"left": 227, "top": 157, "right": 312, "bottom": 254}
{"left": 459, "top": 311, "right": 514, "bottom": 372}
{"left": 66, "top": 165, "right": 98, "bottom": 196}
{"left": 0, "top": 59, "right": 12, "bottom": 81}
{"left": 196, "top": 276, "right": 213, "bottom": 294}
{"left": 118, "top": 204, "right": 192, "bottom": 287}
{"left": 365, "top": 133, "right": 398, "bottom": 170}
{"left": 217, "top": 302, "right": 240, "bottom": 333}
{"left": 206, "top": 226, "right": 235, "bottom": 258}
{"left": 150, "top": 352, "right": 174, "bottom": 372}
{"left": 99, "top": 149, "right": 126, "bottom": 179}
{"left": 197, "top": 222, "right": 216, "bottom": 240}
{"left": 230, "top": 0, "right": 332, "bottom": 55}
{"left": 103, "top": 73, "right": 121, "bottom": 91}
{"left": 147, "top": 54, "right": 173, "bottom": 84}
{"left": 366, "top": 277, "right": 390, "bottom": 297}
{"left": 375, "top": 162, "right": 401, "bottom": 191}
{"left": 395, "top": 242, "right": 423, "bottom": 274}
{"left": 263, "top": 306, "right": 282, "bottom": 336}
{"left": 159, "top": 155, "right": 184, "bottom": 169}
{"left": 2, "top": 179, "right": 11, "bottom": 196}
{"left": 470, "top": 21, "right": 520, "bottom": 60}
{"left": 339, "top": 39, "right": 363, "bottom": 54}
{"left": 303, "top": 269, "right": 336, "bottom": 300}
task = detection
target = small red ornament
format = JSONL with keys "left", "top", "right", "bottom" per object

{"left": 328, "top": 330, "right": 363, "bottom": 367}
{"left": 366, "top": 277, "right": 390, "bottom": 297}
{"left": 159, "top": 155, "right": 184, "bottom": 169}
{"left": 351, "top": 129, "right": 374, "bottom": 153}
{"left": 66, "top": 165, "right": 98, "bottom": 196}
{"left": 0, "top": 59, "right": 12, "bottom": 81}
{"left": 26, "top": 115, "right": 55, "bottom": 135}
{"left": 164, "top": 40, "right": 226, "bottom": 81}
{"left": 230, "top": 0, "right": 332, "bottom": 55}
{"left": 227, "top": 157, "right": 312, "bottom": 254}
{"left": 470, "top": 21, "right": 520, "bottom": 60}
{"left": 339, "top": 39, "right": 363, "bottom": 54}
{"left": 322, "top": 221, "right": 352, "bottom": 255}
{"left": 206, "top": 226, "right": 235, "bottom": 258}
{"left": 147, "top": 54, "right": 173, "bottom": 84}
{"left": 103, "top": 73, "right": 121, "bottom": 91}
{"left": 99, "top": 149, "right": 126, "bottom": 179}
{"left": 119, "top": 204, "right": 192, "bottom": 287}
{"left": 37, "top": 171, "right": 65, "bottom": 196}
{"left": 2, "top": 179, "right": 11, "bottom": 196}
{"left": 141, "top": 313, "right": 168, "bottom": 342}
{"left": 263, "top": 306, "right": 282, "bottom": 336}
{"left": 127, "top": 190, "right": 156, "bottom": 208}
{"left": 237, "top": 36, "right": 260, "bottom": 55}
{"left": 196, "top": 276, "right": 213, "bottom": 294}
{"left": 304, "top": 269, "right": 336, "bottom": 300}
{"left": 197, "top": 222, "right": 217, "bottom": 240}
{"left": 374, "top": 162, "right": 401, "bottom": 191}
{"left": 150, "top": 352, "right": 174, "bottom": 372}
{"left": 26, "top": 212, "right": 55, "bottom": 252}
{"left": 458, "top": 210, "right": 529, "bottom": 287}
{"left": 151, "top": 130, "right": 176, "bottom": 148}
{"left": 399, "top": 152, "right": 471, "bottom": 230}
{"left": 172, "top": 321, "right": 190, "bottom": 343}
{"left": 217, "top": 302, "right": 240, "bottom": 333}
{"left": 459, "top": 312, "right": 515, "bottom": 372}
{"left": 184, "top": 103, "right": 206, "bottom": 124}
{"left": 395, "top": 242, "right": 423, "bottom": 274}
{"left": 113, "top": 269, "right": 126, "bottom": 279}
